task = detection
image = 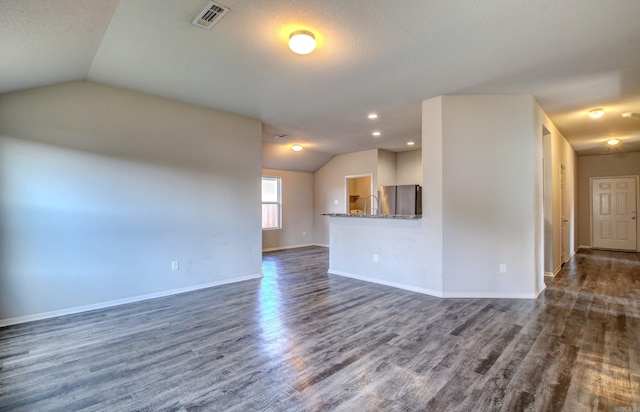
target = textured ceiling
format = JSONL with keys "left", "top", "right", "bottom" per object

{"left": 2, "top": 0, "right": 640, "bottom": 171}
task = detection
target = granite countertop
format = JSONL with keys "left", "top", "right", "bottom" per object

{"left": 322, "top": 213, "right": 422, "bottom": 220}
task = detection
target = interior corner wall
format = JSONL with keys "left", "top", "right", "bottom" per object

{"left": 313, "top": 149, "right": 378, "bottom": 246}
{"left": 377, "top": 150, "right": 397, "bottom": 188}
{"left": 262, "top": 168, "right": 314, "bottom": 251}
{"left": 0, "top": 81, "right": 263, "bottom": 324}
{"left": 396, "top": 150, "right": 422, "bottom": 185}
{"left": 577, "top": 152, "right": 640, "bottom": 250}
{"left": 439, "top": 95, "right": 540, "bottom": 298}
{"left": 420, "top": 97, "right": 445, "bottom": 294}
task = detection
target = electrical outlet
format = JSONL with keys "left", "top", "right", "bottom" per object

{"left": 172, "top": 261, "right": 179, "bottom": 271}
{"left": 334, "top": 199, "right": 339, "bottom": 205}
{"left": 499, "top": 264, "right": 507, "bottom": 273}
{"left": 373, "top": 254, "right": 379, "bottom": 263}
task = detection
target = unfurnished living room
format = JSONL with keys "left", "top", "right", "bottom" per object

{"left": 1, "top": 1, "right": 640, "bottom": 411}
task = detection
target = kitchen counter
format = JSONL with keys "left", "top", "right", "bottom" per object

{"left": 322, "top": 213, "right": 422, "bottom": 220}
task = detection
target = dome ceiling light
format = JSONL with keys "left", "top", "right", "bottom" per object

{"left": 607, "top": 138, "right": 620, "bottom": 146}
{"left": 289, "top": 30, "right": 316, "bottom": 55}
{"left": 588, "top": 108, "right": 605, "bottom": 119}
{"left": 291, "top": 144, "right": 303, "bottom": 151}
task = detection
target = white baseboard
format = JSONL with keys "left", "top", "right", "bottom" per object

{"left": 563, "top": 249, "right": 577, "bottom": 263}
{"left": 442, "top": 290, "right": 540, "bottom": 299}
{"left": 536, "top": 281, "right": 547, "bottom": 298}
{"left": 329, "top": 269, "right": 542, "bottom": 299}
{"left": 578, "top": 245, "right": 591, "bottom": 250}
{"left": 328, "top": 269, "right": 443, "bottom": 298}
{"left": 0, "top": 273, "right": 263, "bottom": 328}
{"left": 545, "top": 263, "right": 563, "bottom": 278}
{"left": 262, "top": 243, "right": 328, "bottom": 252}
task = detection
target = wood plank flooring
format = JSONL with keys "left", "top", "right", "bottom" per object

{"left": 1, "top": 247, "right": 639, "bottom": 411}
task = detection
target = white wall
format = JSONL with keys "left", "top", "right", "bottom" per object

{"left": 420, "top": 97, "right": 445, "bottom": 294}
{"left": 0, "top": 81, "right": 263, "bottom": 324}
{"left": 377, "top": 150, "right": 397, "bottom": 188}
{"left": 396, "top": 149, "right": 422, "bottom": 185}
{"left": 328, "top": 217, "right": 435, "bottom": 295}
{"left": 313, "top": 149, "right": 378, "bottom": 246}
{"left": 440, "top": 95, "right": 542, "bottom": 297}
{"left": 262, "top": 168, "right": 314, "bottom": 251}
{"left": 577, "top": 152, "right": 640, "bottom": 250}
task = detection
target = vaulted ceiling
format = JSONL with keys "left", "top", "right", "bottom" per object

{"left": 2, "top": 0, "right": 640, "bottom": 172}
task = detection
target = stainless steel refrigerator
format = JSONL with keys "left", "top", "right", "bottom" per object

{"left": 379, "top": 185, "right": 422, "bottom": 215}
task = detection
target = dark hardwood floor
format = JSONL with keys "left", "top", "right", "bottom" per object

{"left": 1, "top": 247, "right": 639, "bottom": 411}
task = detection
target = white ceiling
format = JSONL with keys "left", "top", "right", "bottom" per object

{"left": 2, "top": 0, "right": 640, "bottom": 172}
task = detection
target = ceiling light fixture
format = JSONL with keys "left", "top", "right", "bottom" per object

{"left": 291, "top": 144, "right": 303, "bottom": 151}
{"left": 607, "top": 138, "right": 620, "bottom": 146}
{"left": 367, "top": 113, "right": 378, "bottom": 119}
{"left": 407, "top": 141, "right": 415, "bottom": 146}
{"left": 588, "top": 108, "right": 605, "bottom": 119}
{"left": 288, "top": 30, "right": 316, "bottom": 55}
{"left": 372, "top": 131, "right": 381, "bottom": 136}
{"left": 621, "top": 112, "right": 640, "bottom": 119}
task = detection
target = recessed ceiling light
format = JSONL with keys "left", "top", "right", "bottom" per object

{"left": 291, "top": 144, "right": 303, "bottom": 151}
{"left": 367, "top": 113, "right": 378, "bottom": 119}
{"left": 607, "top": 138, "right": 620, "bottom": 146}
{"left": 372, "top": 131, "right": 381, "bottom": 136}
{"left": 289, "top": 30, "right": 316, "bottom": 55}
{"left": 588, "top": 108, "right": 605, "bottom": 119}
{"left": 407, "top": 141, "right": 415, "bottom": 146}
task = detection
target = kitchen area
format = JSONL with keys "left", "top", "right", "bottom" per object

{"left": 330, "top": 179, "right": 422, "bottom": 218}
{"left": 313, "top": 147, "right": 437, "bottom": 294}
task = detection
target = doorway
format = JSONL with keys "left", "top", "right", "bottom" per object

{"left": 591, "top": 176, "right": 638, "bottom": 251}
{"left": 560, "top": 164, "right": 570, "bottom": 263}
{"left": 345, "top": 175, "right": 372, "bottom": 214}
{"left": 542, "top": 128, "right": 553, "bottom": 275}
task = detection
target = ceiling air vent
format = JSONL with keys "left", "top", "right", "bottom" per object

{"left": 192, "top": 1, "right": 229, "bottom": 30}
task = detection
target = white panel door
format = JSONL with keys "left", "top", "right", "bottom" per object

{"left": 592, "top": 177, "right": 637, "bottom": 251}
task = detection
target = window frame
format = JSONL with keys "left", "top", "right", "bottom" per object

{"left": 261, "top": 176, "right": 282, "bottom": 230}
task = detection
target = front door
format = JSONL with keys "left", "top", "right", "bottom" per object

{"left": 592, "top": 176, "right": 637, "bottom": 251}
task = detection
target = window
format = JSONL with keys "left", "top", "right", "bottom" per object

{"left": 262, "top": 176, "right": 281, "bottom": 229}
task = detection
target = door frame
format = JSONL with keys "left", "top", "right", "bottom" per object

{"left": 345, "top": 174, "right": 373, "bottom": 214}
{"left": 589, "top": 175, "right": 639, "bottom": 251}
{"left": 560, "top": 164, "right": 570, "bottom": 263}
